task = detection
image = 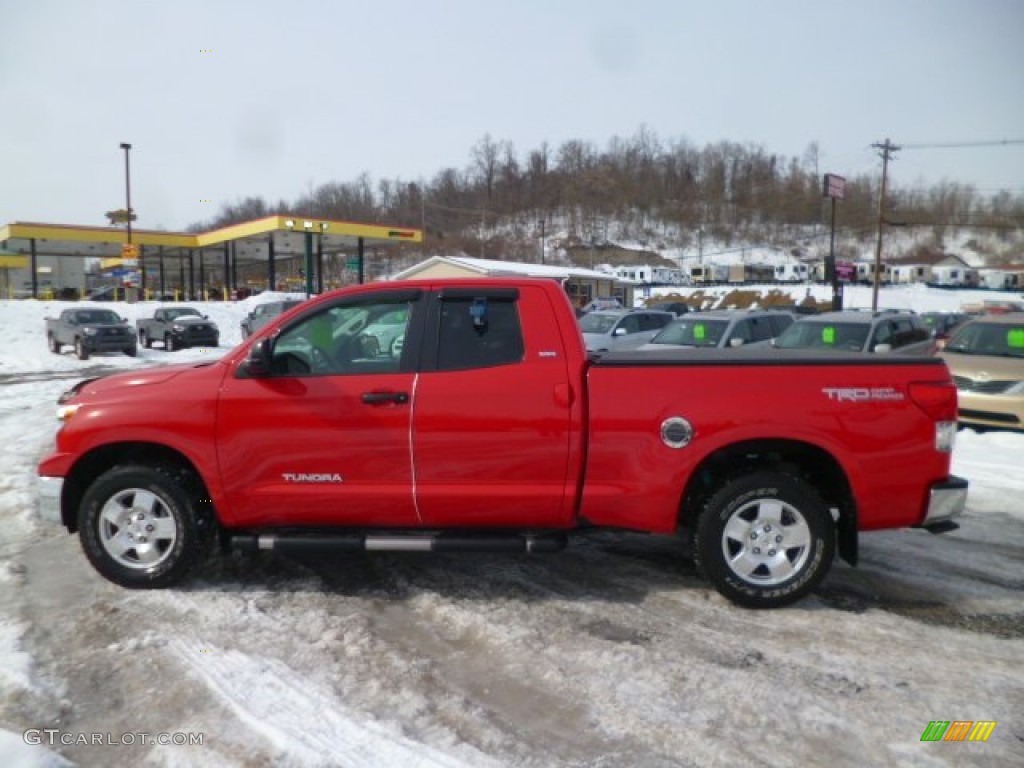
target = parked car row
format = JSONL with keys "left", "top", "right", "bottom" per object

{"left": 45, "top": 306, "right": 220, "bottom": 359}
{"left": 578, "top": 307, "right": 1024, "bottom": 433}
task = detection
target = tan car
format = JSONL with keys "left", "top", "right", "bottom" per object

{"left": 939, "top": 312, "right": 1024, "bottom": 430}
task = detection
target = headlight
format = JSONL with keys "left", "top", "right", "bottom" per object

{"left": 57, "top": 404, "right": 81, "bottom": 422}
{"left": 83, "top": 327, "right": 98, "bottom": 336}
{"left": 172, "top": 324, "right": 185, "bottom": 332}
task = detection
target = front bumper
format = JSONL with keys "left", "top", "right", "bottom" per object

{"left": 956, "top": 390, "right": 1024, "bottom": 431}
{"left": 172, "top": 329, "right": 219, "bottom": 347}
{"left": 85, "top": 337, "right": 136, "bottom": 353}
{"left": 37, "top": 476, "right": 64, "bottom": 525}
{"left": 919, "top": 475, "right": 968, "bottom": 531}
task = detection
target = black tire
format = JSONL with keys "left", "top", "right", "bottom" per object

{"left": 75, "top": 337, "right": 89, "bottom": 360}
{"left": 694, "top": 472, "right": 835, "bottom": 609}
{"left": 125, "top": 345, "right": 137, "bottom": 357}
{"left": 48, "top": 334, "right": 62, "bottom": 354}
{"left": 77, "top": 465, "right": 213, "bottom": 588}
{"left": 165, "top": 334, "right": 177, "bottom": 351}
{"left": 140, "top": 330, "right": 153, "bottom": 349}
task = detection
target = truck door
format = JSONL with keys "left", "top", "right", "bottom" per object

{"left": 412, "top": 286, "right": 578, "bottom": 528}
{"left": 215, "top": 289, "right": 424, "bottom": 528}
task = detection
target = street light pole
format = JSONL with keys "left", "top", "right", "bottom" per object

{"left": 119, "top": 143, "right": 133, "bottom": 245}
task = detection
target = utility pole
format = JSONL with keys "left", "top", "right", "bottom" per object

{"left": 539, "top": 217, "right": 546, "bottom": 264}
{"left": 871, "top": 138, "right": 899, "bottom": 311}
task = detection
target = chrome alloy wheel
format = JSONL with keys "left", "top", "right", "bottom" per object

{"left": 720, "top": 498, "right": 812, "bottom": 586}
{"left": 98, "top": 489, "right": 179, "bottom": 569}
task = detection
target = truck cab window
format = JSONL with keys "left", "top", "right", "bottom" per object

{"left": 437, "top": 298, "right": 524, "bottom": 371}
{"left": 271, "top": 300, "right": 411, "bottom": 375}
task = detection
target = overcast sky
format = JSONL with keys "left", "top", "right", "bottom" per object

{"left": 1, "top": 0, "right": 1022, "bottom": 232}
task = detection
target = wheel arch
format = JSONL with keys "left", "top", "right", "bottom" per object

{"left": 677, "top": 438, "right": 858, "bottom": 566}
{"left": 61, "top": 442, "right": 212, "bottom": 533}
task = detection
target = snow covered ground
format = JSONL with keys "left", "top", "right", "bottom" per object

{"left": 1, "top": 285, "right": 1022, "bottom": 767}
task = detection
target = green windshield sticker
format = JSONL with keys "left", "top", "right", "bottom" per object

{"left": 1009, "top": 329, "right": 1024, "bottom": 349}
{"left": 822, "top": 326, "right": 836, "bottom": 345}
{"left": 694, "top": 324, "right": 706, "bottom": 340}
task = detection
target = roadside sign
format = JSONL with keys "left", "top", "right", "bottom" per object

{"left": 121, "top": 243, "right": 139, "bottom": 260}
{"left": 823, "top": 173, "right": 846, "bottom": 200}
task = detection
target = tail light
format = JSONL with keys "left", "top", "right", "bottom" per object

{"left": 909, "top": 380, "right": 959, "bottom": 453}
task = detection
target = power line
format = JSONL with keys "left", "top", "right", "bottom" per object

{"left": 901, "top": 139, "right": 1024, "bottom": 150}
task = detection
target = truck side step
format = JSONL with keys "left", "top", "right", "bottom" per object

{"left": 229, "top": 532, "right": 568, "bottom": 555}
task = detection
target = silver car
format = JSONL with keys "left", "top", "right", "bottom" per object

{"left": 773, "top": 310, "right": 936, "bottom": 355}
{"left": 579, "top": 309, "right": 674, "bottom": 353}
{"left": 241, "top": 300, "right": 305, "bottom": 339}
{"left": 637, "top": 309, "right": 795, "bottom": 351}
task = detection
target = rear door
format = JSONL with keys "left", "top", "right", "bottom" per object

{"left": 412, "top": 285, "right": 578, "bottom": 528}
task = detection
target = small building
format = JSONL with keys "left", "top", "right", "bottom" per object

{"left": 889, "top": 264, "right": 933, "bottom": 285}
{"left": 392, "top": 255, "right": 636, "bottom": 309}
{"left": 930, "top": 256, "right": 980, "bottom": 287}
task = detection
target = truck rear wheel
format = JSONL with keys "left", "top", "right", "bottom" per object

{"left": 694, "top": 472, "right": 834, "bottom": 609}
{"left": 140, "top": 330, "right": 153, "bottom": 349}
{"left": 48, "top": 334, "right": 62, "bottom": 354}
{"left": 77, "top": 465, "right": 211, "bottom": 588}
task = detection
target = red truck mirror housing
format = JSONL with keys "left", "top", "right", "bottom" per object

{"left": 242, "top": 339, "right": 272, "bottom": 377}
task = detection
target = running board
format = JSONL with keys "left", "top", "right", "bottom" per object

{"left": 229, "top": 532, "right": 568, "bottom": 555}
{"left": 919, "top": 520, "right": 960, "bottom": 535}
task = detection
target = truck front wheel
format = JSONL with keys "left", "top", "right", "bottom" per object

{"left": 74, "top": 338, "right": 89, "bottom": 360}
{"left": 78, "top": 465, "right": 211, "bottom": 588}
{"left": 694, "top": 472, "right": 835, "bottom": 609}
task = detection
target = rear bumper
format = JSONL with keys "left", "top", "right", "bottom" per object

{"left": 37, "top": 475, "right": 64, "bottom": 525}
{"left": 920, "top": 475, "right": 968, "bottom": 531}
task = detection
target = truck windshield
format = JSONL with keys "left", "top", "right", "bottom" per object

{"left": 74, "top": 310, "right": 121, "bottom": 324}
{"left": 164, "top": 308, "right": 200, "bottom": 320}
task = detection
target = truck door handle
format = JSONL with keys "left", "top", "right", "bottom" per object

{"left": 361, "top": 391, "right": 409, "bottom": 405}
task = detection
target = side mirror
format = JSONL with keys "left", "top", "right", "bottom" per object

{"left": 729, "top": 338, "right": 745, "bottom": 347}
{"left": 613, "top": 327, "right": 628, "bottom": 337}
{"left": 873, "top": 343, "right": 893, "bottom": 354}
{"left": 241, "top": 338, "right": 272, "bottom": 377}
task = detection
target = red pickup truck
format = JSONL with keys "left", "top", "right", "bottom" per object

{"left": 37, "top": 278, "right": 967, "bottom": 608}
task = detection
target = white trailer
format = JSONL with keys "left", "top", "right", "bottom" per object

{"left": 889, "top": 264, "right": 933, "bottom": 284}
{"left": 774, "top": 263, "right": 810, "bottom": 282}
{"left": 931, "top": 265, "right": 980, "bottom": 287}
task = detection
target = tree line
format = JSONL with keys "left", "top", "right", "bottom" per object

{"left": 194, "top": 128, "right": 1024, "bottom": 265}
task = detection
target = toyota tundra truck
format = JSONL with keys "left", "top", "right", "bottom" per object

{"left": 136, "top": 306, "right": 220, "bottom": 351}
{"left": 37, "top": 278, "right": 967, "bottom": 608}
{"left": 46, "top": 307, "right": 137, "bottom": 360}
